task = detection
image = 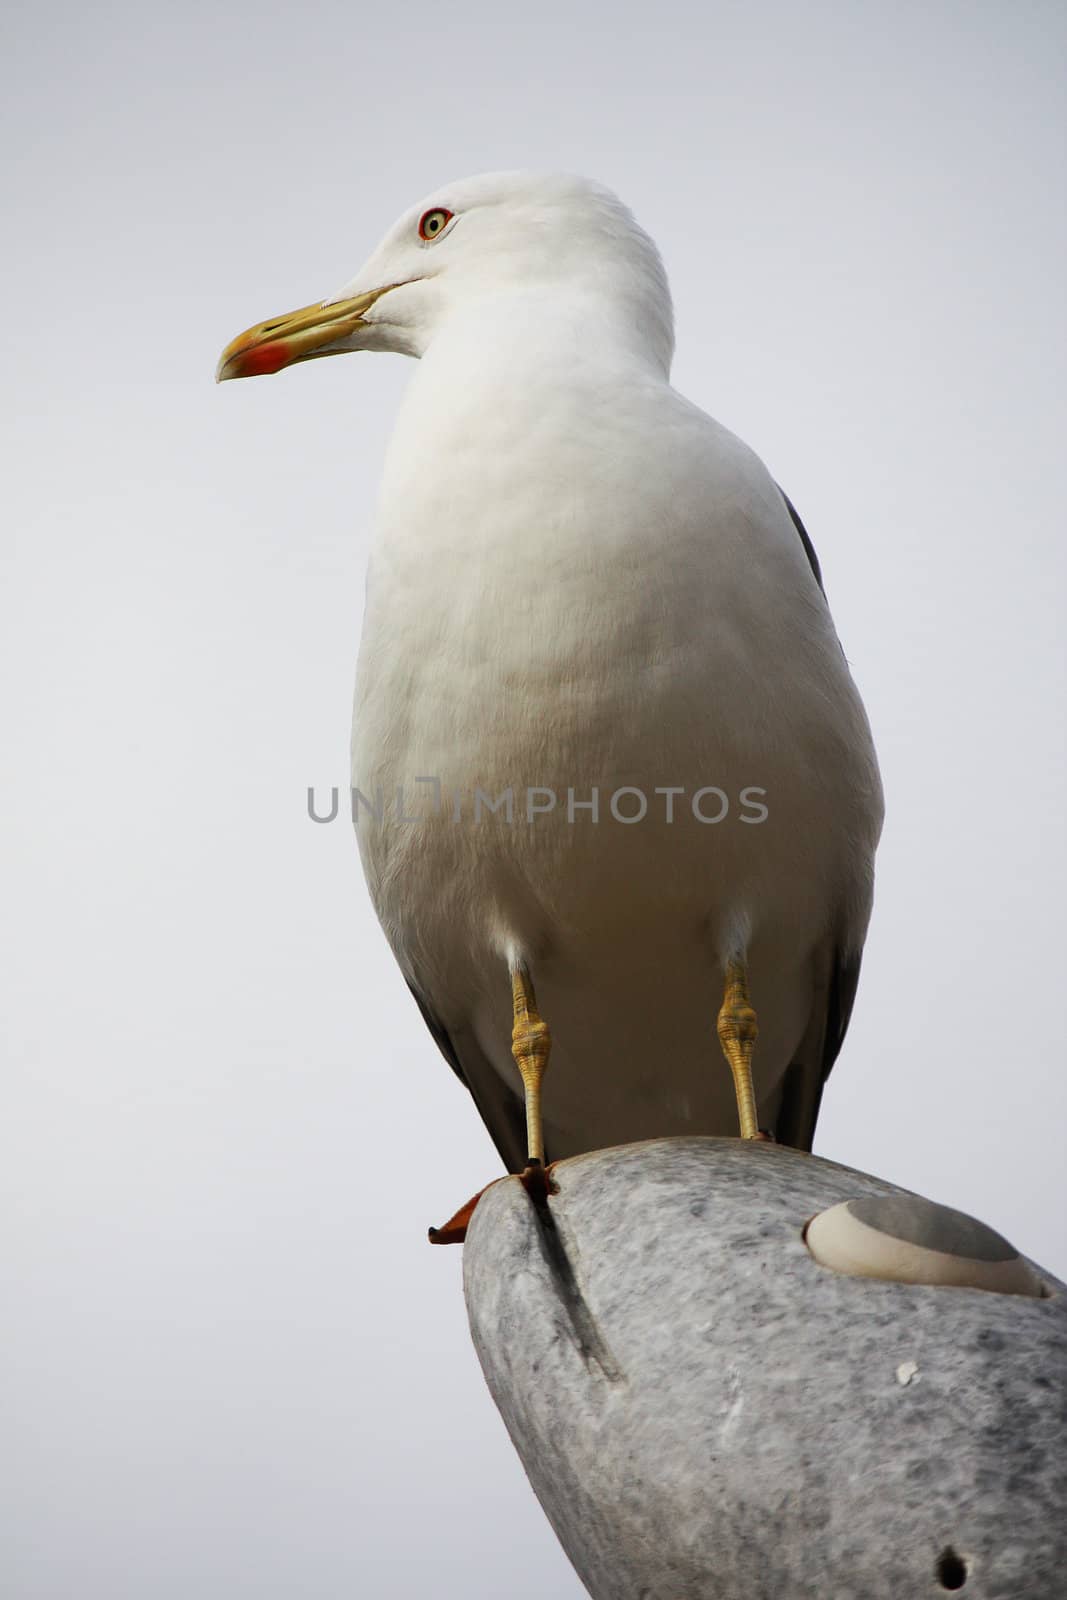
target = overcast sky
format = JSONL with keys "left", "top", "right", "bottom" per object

{"left": 3, "top": 3, "right": 1065, "bottom": 1597}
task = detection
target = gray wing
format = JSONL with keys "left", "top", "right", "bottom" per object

{"left": 768, "top": 487, "right": 862, "bottom": 1147}
{"left": 776, "top": 483, "right": 825, "bottom": 594}
{"left": 772, "top": 948, "right": 863, "bottom": 1152}
{"left": 406, "top": 982, "right": 529, "bottom": 1171}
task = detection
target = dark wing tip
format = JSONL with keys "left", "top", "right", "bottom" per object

{"left": 405, "top": 981, "right": 529, "bottom": 1173}
{"left": 776, "top": 484, "right": 825, "bottom": 595}
{"left": 774, "top": 948, "right": 863, "bottom": 1151}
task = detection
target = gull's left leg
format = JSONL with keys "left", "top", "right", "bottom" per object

{"left": 716, "top": 957, "right": 763, "bottom": 1140}
{"left": 511, "top": 962, "right": 552, "bottom": 1170}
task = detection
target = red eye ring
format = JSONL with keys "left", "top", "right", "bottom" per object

{"left": 418, "top": 207, "right": 454, "bottom": 241}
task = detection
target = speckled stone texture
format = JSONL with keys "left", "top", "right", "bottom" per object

{"left": 463, "top": 1138, "right": 1066, "bottom": 1600}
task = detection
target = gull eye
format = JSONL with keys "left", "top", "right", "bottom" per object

{"left": 418, "top": 207, "right": 453, "bottom": 241}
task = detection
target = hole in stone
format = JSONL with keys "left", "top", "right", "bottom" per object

{"left": 936, "top": 1547, "right": 967, "bottom": 1589}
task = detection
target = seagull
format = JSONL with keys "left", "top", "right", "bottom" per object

{"left": 218, "top": 172, "right": 883, "bottom": 1207}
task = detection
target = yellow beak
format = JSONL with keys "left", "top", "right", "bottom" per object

{"left": 215, "top": 284, "right": 399, "bottom": 382}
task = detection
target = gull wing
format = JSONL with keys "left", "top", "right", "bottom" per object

{"left": 768, "top": 485, "right": 864, "bottom": 1147}
{"left": 773, "top": 946, "right": 863, "bottom": 1151}
{"left": 776, "top": 483, "right": 825, "bottom": 594}
{"left": 407, "top": 982, "right": 530, "bottom": 1172}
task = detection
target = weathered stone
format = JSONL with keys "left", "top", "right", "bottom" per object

{"left": 463, "top": 1137, "right": 1066, "bottom": 1599}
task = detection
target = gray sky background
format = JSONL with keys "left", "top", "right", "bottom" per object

{"left": 3, "top": 3, "right": 1064, "bottom": 1596}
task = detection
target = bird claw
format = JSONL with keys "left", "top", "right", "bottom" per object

{"left": 519, "top": 1158, "right": 559, "bottom": 1207}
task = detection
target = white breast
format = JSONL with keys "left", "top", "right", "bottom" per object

{"left": 349, "top": 312, "right": 881, "bottom": 1148}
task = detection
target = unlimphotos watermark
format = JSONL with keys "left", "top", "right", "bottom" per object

{"left": 307, "top": 778, "right": 769, "bottom": 826}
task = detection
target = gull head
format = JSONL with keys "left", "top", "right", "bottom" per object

{"left": 216, "top": 171, "right": 674, "bottom": 381}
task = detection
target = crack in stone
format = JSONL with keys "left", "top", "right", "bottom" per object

{"left": 525, "top": 1183, "right": 624, "bottom": 1383}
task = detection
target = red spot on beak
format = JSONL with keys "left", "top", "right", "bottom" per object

{"left": 237, "top": 341, "right": 292, "bottom": 377}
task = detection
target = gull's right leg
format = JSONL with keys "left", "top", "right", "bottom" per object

{"left": 716, "top": 957, "right": 762, "bottom": 1140}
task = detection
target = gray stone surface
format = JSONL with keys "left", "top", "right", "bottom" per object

{"left": 463, "top": 1137, "right": 1066, "bottom": 1600}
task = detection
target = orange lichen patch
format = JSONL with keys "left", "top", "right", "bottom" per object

{"left": 428, "top": 1178, "right": 502, "bottom": 1244}
{"left": 427, "top": 1162, "right": 562, "bottom": 1244}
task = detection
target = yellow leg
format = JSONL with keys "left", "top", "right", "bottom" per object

{"left": 511, "top": 965, "right": 551, "bottom": 1166}
{"left": 716, "top": 959, "right": 760, "bottom": 1140}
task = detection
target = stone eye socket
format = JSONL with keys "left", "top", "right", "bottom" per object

{"left": 418, "top": 208, "right": 453, "bottom": 241}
